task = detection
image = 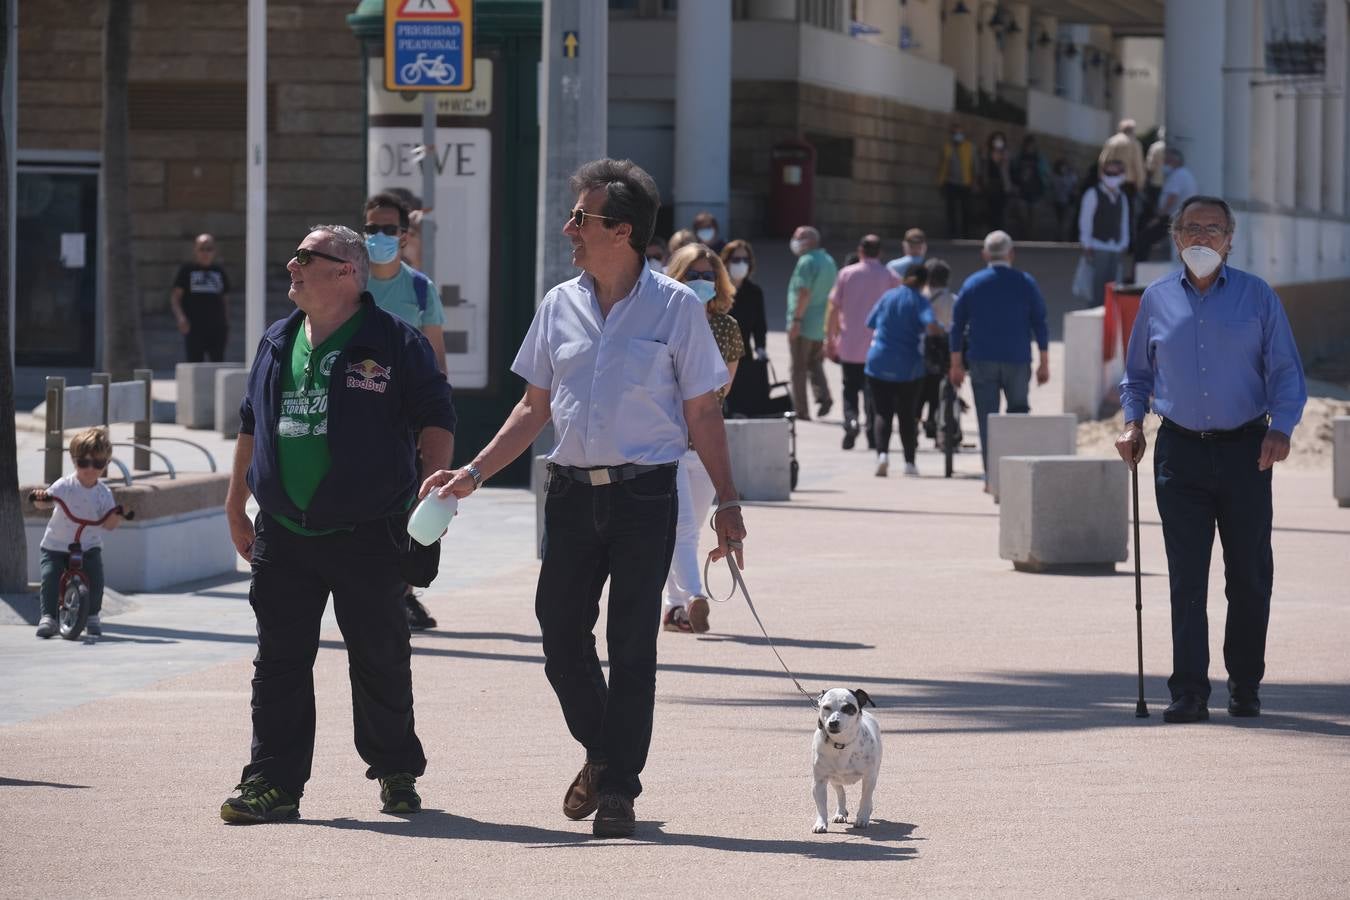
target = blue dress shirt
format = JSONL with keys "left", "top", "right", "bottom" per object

{"left": 949, "top": 263, "right": 1049, "bottom": 363}
{"left": 1120, "top": 265, "right": 1307, "bottom": 435}
{"left": 864, "top": 285, "right": 933, "bottom": 383}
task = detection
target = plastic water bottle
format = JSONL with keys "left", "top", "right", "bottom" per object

{"left": 407, "top": 491, "right": 457, "bottom": 546}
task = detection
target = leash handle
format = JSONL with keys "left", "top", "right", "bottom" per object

{"left": 702, "top": 549, "right": 818, "bottom": 707}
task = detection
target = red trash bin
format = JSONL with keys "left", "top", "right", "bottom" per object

{"left": 767, "top": 139, "right": 816, "bottom": 237}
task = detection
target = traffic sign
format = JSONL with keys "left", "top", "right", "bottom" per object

{"left": 562, "top": 30, "right": 578, "bottom": 58}
{"left": 385, "top": 0, "right": 474, "bottom": 92}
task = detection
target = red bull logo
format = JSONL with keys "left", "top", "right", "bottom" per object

{"left": 345, "top": 358, "right": 392, "bottom": 393}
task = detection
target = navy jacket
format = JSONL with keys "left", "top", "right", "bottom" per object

{"left": 949, "top": 264, "right": 1049, "bottom": 364}
{"left": 239, "top": 294, "right": 456, "bottom": 530}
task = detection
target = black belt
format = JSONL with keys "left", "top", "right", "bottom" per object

{"left": 548, "top": 462, "right": 677, "bottom": 486}
{"left": 1160, "top": 415, "right": 1267, "bottom": 441}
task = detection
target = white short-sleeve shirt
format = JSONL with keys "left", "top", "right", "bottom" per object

{"left": 512, "top": 265, "right": 729, "bottom": 467}
{"left": 40, "top": 473, "right": 117, "bottom": 552}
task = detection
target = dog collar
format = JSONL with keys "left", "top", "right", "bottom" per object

{"left": 831, "top": 740, "right": 848, "bottom": 750}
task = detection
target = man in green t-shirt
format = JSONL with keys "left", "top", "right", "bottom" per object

{"left": 364, "top": 192, "right": 446, "bottom": 629}
{"left": 787, "top": 225, "right": 838, "bottom": 420}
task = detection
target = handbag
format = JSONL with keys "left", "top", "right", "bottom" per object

{"left": 391, "top": 512, "right": 441, "bottom": 587}
{"left": 1071, "top": 255, "right": 1094, "bottom": 303}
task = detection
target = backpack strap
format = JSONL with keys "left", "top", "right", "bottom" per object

{"left": 411, "top": 269, "right": 431, "bottom": 314}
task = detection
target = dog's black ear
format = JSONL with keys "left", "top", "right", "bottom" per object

{"left": 815, "top": 690, "right": 825, "bottom": 708}
{"left": 852, "top": 688, "right": 876, "bottom": 709}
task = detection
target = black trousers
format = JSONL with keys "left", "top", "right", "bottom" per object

{"left": 185, "top": 313, "right": 227, "bottom": 362}
{"left": 868, "top": 375, "right": 923, "bottom": 463}
{"left": 1154, "top": 425, "right": 1273, "bottom": 702}
{"left": 943, "top": 184, "right": 972, "bottom": 239}
{"left": 536, "top": 466, "right": 678, "bottom": 800}
{"left": 242, "top": 512, "right": 425, "bottom": 799}
{"left": 839, "top": 362, "right": 875, "bottom": 447}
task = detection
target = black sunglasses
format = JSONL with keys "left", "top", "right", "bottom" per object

{"left": 727, "top": 256, "right": 751, "bottom": 264}
{"left": 683, "top": 271, "right": 717, "bottom": 282}
{"left": 570, "top": 208, "right": 616, "bottom": 229}
{"left": 294, "top": 247, "right": 348, "bottom": 266}
{"left": 76, "top": 457, "right": 108, "bottom": 469}
{"left": 362, "top": 223, "right": 403, "bottom": 236}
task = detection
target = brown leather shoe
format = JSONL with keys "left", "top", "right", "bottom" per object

{"left": 687, "top": 596, "right": 711, "bottom": 633}
{"left": 563, "top": 760, "right": 605, "bottom": 820}
{"left": 592, "top": 791, "right": 636, "bottom": 838}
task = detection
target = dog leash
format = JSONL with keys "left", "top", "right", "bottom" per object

{"left": 704, "top": 501, "right": 818, "bottom": 708}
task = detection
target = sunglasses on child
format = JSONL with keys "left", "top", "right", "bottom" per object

{"left": 293, "top": 247, "right": 348, "bottom": 266}
{"left": 362, "top": 223, "right": 404, "bottom": 236}
{"left": 570, "top": 208, "right": 616, "bottom": 229}
{"left": 76, "top": 457, "right": 108, "bottom": 469}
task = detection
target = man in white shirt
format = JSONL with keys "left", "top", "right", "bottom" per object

{"left": 1135, "top": 148, "right": 1199, "bottom": 263}
{"left": 418, "top": 159, "right": 746, "bottom": 839}
{"left": 1078, "top": 158, "right": 1131, "bottom": 308}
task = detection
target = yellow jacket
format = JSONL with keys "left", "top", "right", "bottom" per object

{"left": 937, "top": 141, "right": 975, "bottom": 187}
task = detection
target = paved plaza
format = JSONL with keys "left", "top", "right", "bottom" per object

{"left": 3, "top": 338, "right": 1349, "bottom": 898}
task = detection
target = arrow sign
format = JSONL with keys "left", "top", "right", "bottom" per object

{"left": 562, "top": 30, "right": 579, "bottom": 59}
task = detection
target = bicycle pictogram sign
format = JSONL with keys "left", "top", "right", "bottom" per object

{"left": 385, "top": 0, "right": 474, "bottom": 92}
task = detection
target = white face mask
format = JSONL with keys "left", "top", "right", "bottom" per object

{"left": 1102, "top": 174, "right": 1124, "bottom": 189}
{"left": 790, "top": 239, "right": 806, "bottom": 256}
{"left": 696, "top": 228, "right": 716, "bottom": 243}
{"left": 687, "top": 278, "right": 717, "bottom": 303}
{"left": 727, "top": 261, "right": 750, "bottom": 281}
{"left": 1181, "top": 245, "right": 1223, "bottom": 280}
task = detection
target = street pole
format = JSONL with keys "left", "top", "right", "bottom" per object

{"left": 421, "top": 94, "right": 437, "bottom": 284}
{"left": 245, "top": 0, "right": 266, "bottom": 367}
{"left": 3, "top": 0, "right": 15, "bottom": 370}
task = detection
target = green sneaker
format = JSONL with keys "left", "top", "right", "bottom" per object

{"left": 220, "top": 776, "right": 299, "bottom": 824}
{"left": 379, "top": 773, "right": 422, "bottom": 814}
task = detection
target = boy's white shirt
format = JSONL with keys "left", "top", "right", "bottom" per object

{"left": 40, "top": 473, "right": 117, "bottom": 552}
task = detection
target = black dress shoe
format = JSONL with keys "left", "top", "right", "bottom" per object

{"left": 1228, "top": 690, "right": 1261, "bottom": 718}
{"left": 592, "top": 792, "right": 636, "bottom": 838}
{"left": 1163, "top": 694, "right": 1209, "bottom": 723}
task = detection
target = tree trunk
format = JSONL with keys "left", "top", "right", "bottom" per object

{"left": 0, "top": 0, "right": 28, "bottom": 592}
{"left": 102, "top": 0, "right": 144, "bottom": 379}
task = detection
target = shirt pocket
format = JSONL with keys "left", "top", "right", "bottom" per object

{"left": 622, "top": 338, "right": 672, "bottom": 390}
{"left": 1220, "top": 318, "right": 1262, "bottom": 358}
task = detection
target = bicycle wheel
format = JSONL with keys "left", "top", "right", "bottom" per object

{"left": 400, "top": 61, "right": 422, "bottom": 83}
{"left": 59, "top": 574, "right": 90, "bottom": 640}
{"left": 432, "top": 64, "right": 457, "bottom": 84}
{"left": 940, "top": 380, "right": 957, "bottom": 478}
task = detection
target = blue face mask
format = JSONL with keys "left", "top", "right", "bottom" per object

{"left": 365, "top": 233, "right": 400, "bottom": 265}
{"left": 687, "top": 278, "right": 717, "bottom": 304}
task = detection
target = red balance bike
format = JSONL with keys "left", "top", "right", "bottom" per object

{"left": 30, "top": 492, "right": 134, "bottom": 640}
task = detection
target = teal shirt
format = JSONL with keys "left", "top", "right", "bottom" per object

{"left": 365, "top": 262, "right": 445, "bottom": 330}
{"left": 786, "top": 248, "right": 837, "bottom": 341}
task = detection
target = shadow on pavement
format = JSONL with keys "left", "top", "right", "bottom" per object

{"left": 760, "top": 503, "right": 998, "bottom": 520}
{"left": 299, "top": 810, "right": 919, "bottom": 860}
{"left": 0, "top": 777, "right": 91, "bottom": 789}
{"left": 694, "top": 634, "right": 875, "bottom": 651}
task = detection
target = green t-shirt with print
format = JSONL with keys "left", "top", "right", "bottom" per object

{"left": 275, "top": 308, "right": 366, "bottom": 535}
{"left": 786, "top": 248, "right": 838, "bottom": 341}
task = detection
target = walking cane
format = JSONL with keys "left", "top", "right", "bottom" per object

{"left": 1131, "top": 460, "right": 1149, "bottom": 718}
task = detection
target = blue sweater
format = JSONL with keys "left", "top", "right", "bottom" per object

{"left": 239, "top": 295, "right": 456, "bottom": 530}
{"left": 950, "top": 264, "right": 1049, "bottom": 363}
{"left": 865, "top": 285, "right": 933, "bottom": 383}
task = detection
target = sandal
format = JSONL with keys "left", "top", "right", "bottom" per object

{"left": 662, "top": 607, "right": 693, "bottom": 633}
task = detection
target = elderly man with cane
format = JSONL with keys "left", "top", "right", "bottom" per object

{"left": 1116, "top": 196, "right": 1306, "bottom": 724}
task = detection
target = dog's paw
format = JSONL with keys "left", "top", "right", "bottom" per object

{"left": 831, "top": 813, "right": 848, "bottom": 823}
{"left": 852, "top": 816, "right": 870, "bottom": 829}
{"left": 811, "top": 820, "right": 828, "bottom": 834}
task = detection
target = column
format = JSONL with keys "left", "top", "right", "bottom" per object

{"left": 673, "top": 0, "right": 731, "bottom": 229}
{"left": 1001, "top": 2, "right": 1030, "bottom": 88}
{"left": 1250, "top": 82, "right": 1278, "bottom": 206}
{"left": 978, "top": 2, "right": 1000, "bottom": 96}
{"left": 1058, "top": 25, "right": 1087, "bottom": 105}
{"left": 1164, "top": 0, "right": 1225, "bottom": 194}
{"left": 1295, "top": 90, "right": 1324, "bottom": 211}
{"left": 903, "top": 0, "right": 943, "bottom": 64}
{"left": 1223, "top": 0, "right": 1257, "bottom": 202}
{"left": 1028, "top": 15, "right": 1057, "bottom": 91}
{"left": 1274, "top": 93, "right": 1296, "bottom": 208}
{"left": 1323, "top": 0, "right": 1347, "bottom": 215}
{"left": 941, "top": 1, "right": 979, "bottom": 97}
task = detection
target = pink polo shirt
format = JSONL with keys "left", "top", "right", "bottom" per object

{"left": 830, "top": 259, "right": 899, "bottom": 363}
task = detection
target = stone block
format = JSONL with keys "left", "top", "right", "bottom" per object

{"left": 986, "top": 413, "right": 1078, "bottom": 501}
{"left": 1063, "top": 307, "right": 1107, "bottom": 421}
{"left": 176, "top": 362, "right": 243, "bottom": 429}
{"left": 215, "top": 369, "right": 249, "bottom": 438}
{"left": 999, "top": 456, "right": 1128, "bottom": 572}
{"left": 725, "top": 417, "right": 792, "bottom": 501}
{"left": 1335, "top": 417, "right": 1350, "bottom": 507}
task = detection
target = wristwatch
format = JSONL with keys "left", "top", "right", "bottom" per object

{"left": 465, "top": 463, "right": 484, "bottom": 488}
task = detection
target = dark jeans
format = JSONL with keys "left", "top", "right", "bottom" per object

{"left": 185, "top": 315, "right": 227, "bottom": 362}
{"left": 943, "top": 184, "right": 972, "bottom": 239}
{"left": 968, "top": 359, "right": 1031, "bottom": 472}
{"left": 1154, "top": 424, "right": 1273, "bottom": 702}
{"left": 868, "top": 375, "right": 923, "bottom": 463}
{"left": 840, "top": 362, "right": 874, "bottom": 447}
{"left": 241, "top": 512, "right": 424, "bottom": 799}
{"left": 536, "top": 465, "right": 678, "bottom": 800}
{"left": 40, "top": 547, "right": 104, "bottom": 618}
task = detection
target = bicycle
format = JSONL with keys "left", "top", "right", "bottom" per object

{"left": 29, "top": 491, "right": 134, "bottom": 640}
{"left": 935, "top": 374, "right": 967, "bottom": 478}
{"left": 400, "top": 53, "right": 457, "bottom": 85}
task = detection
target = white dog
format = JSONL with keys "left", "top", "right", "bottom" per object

{"left": 811, "top": 687, "right": 881, "bottom": 833}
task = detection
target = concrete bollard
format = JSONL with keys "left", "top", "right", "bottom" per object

{"left": 725, "top": 417, "right": 792, "bottom": 501}
{"left": 1335, "top": 417, "right": 1350, "bottom": 508}
{"left": 214, "top": 369, "right": 249, "bottom": 438}
{"left": 986, "top": 413, "right": 1078, "bottom": 502}
{"left": 1062, "top": 308, "right": 1106, "bottom": 421}
{"left": 999, "top": 455, "right": 1128, "bottom": 572}
{"left": 176, "top": 362, "right": 243, "bottom": 429}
